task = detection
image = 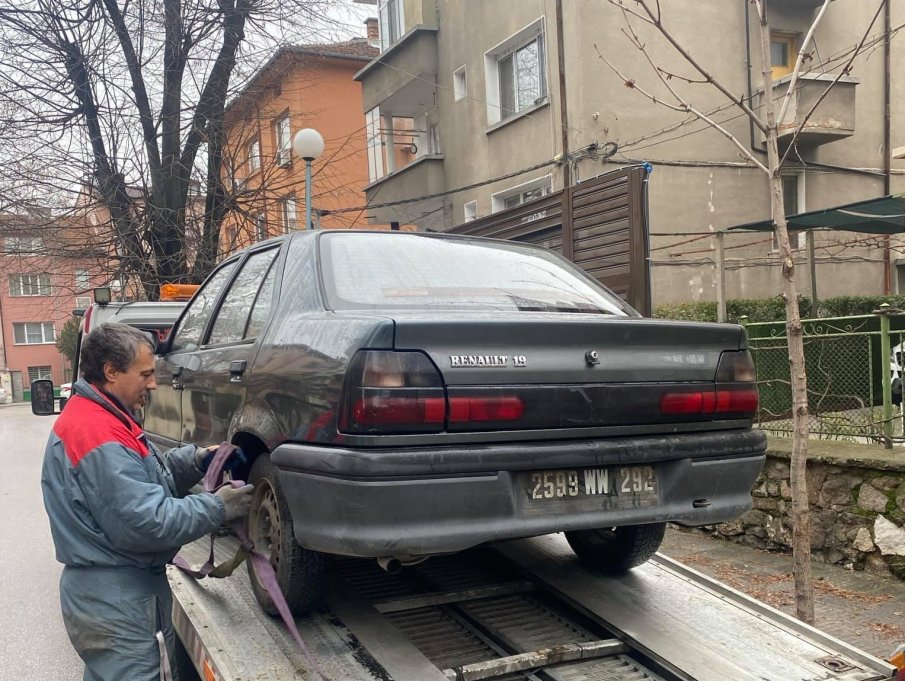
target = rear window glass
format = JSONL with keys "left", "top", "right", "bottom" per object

{"left": 319, "top": 233, "right": 634, "bottom": 315}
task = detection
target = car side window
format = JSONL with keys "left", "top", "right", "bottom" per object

{"left": 209, "top": 248, "right": 279, "bottom": 345}
{"left": 245, "top": 259, "right": 279, "bottom": 339}
{"left": 169, "top": 263, "right": 237, "bottom": 353}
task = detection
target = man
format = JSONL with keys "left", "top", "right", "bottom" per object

{"left": 42, "top": 323, "right": 254, "bottom": 681}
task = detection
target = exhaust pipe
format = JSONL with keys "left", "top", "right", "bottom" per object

{"left": 377, "top": 557, "right": 402, "bottom": 574}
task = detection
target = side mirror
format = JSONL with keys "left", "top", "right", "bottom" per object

{"left": 31, "top": 379, "right": 59, "bottom": 416}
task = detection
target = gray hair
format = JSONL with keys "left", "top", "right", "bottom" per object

{"left": 80, "top": 323, "right": 155, "bottom": 385}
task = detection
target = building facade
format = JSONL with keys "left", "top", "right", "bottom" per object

{"left": 221, "top": 31, "right": 381, "bottom": 252}
{"left": 355, "top": 0, "right": 905, "bottom": 307}
{"left": 0, "top": 220, "right": 103, "bottom": 399}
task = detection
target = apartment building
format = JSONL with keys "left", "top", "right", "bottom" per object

{"left": 0, "top": 217, "right": 102, "bottom": 399}
{"left": 221, "top": 30, "right": 380, "bottom": 251}
{"left": 354, "top": 0, "right": 905, "bottom": 306}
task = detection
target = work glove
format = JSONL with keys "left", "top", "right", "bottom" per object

{"left": 215, "top": 484, "right": 255, "bottom": 522}
{"left": 196, "top": 444, "right": 248, "bottom": 476}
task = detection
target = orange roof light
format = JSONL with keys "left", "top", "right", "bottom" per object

{"left": 160, "top": 283, "right": 200, "bottom": 301}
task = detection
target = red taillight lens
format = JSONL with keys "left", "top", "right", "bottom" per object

{"left": 353, "top": 395, "right": 446, "bottom": 425}
{"left": 448, "top": 396, "right": 524, "bottom": 422}
{"left": 660, "top": 388, "right": 759, "bottom": 416}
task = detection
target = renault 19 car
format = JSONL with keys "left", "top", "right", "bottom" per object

{"left": 142, "top": 230, "right": 766, "bottom": 615}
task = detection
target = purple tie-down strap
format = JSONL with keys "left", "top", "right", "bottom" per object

{"left": 172, "top": 443, "right": 333, "bottom": 681}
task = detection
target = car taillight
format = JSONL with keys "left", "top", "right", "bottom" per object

{"left": 343, "top": 351, "right": 446, "bottom": 434}
{"left": 341, "top": 351, "right": 524, "bottom": 434}
{"left": 715, "top": 349, "right": 757, "bottom": 382}
{"left": 660, "top": 349, "right": 759, "bottom": 417}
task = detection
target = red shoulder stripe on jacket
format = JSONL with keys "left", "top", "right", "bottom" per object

{"left": 53, "top": 395, "right": 150, "bottom": 466}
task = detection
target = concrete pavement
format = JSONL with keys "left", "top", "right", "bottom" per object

{"left": 661, "top": 526, "right": 905, "bottom": 662}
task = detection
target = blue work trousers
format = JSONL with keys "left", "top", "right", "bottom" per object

{"left": 60, "top": 565, "right": 177, "bottom": 681}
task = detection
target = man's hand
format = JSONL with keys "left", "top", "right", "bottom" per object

{"left": 215, "top": 484, "right": 255, "bottom": 522}
{"left": 196, "top": 444, "right": 249, "bottom": 475}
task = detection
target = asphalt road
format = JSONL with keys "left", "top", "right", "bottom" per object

{"left": 0, "top": 404, "right": 83, "bottom": 681}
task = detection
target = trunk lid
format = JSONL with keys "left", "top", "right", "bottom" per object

{"left": 391, "top": 313, "right": 744, "bottom": 386}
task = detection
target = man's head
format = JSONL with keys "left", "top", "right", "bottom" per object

{"left": 80, "top": 324, "right": 157, "bottom": 411}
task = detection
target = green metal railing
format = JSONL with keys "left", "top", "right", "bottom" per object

{"left": 744, "top": 306, "right": 905, "bottom": 447}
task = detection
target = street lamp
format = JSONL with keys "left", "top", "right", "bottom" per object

{"left": 292, "top": 128, "right": 325, "bottom": 230}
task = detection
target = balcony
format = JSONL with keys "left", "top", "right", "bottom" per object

{"left": 757, "top": 73, "right": 858, "bottom": 148}
{"left": 355, "top": 26, "right": 438, "bottom": 116}
{"left": 363, "top": 154, "right": 445, "bottom": 226}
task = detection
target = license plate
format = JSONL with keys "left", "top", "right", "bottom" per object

{"left": 519, "top": 466, "right": 658, "bottom": 516}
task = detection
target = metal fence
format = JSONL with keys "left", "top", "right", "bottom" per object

{"left": 746, "top": 309, "right": 905, "bottom": 446}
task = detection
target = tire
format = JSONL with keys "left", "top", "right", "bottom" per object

{"left": 565, "top": 522, "right": 666, "bottom": 574}
{"left": 246, "top": 455, "right": 328, "bottom": 616}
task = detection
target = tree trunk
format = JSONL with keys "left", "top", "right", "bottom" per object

{"left": 759, "top": 1, "right": 814, "bottom": 624}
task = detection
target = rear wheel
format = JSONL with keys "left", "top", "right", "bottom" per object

{"left": 246, "top": 455, "right": 328, "bottom": 616}
{"left": 565, "top": 522, "right": 666, "bottom": 574}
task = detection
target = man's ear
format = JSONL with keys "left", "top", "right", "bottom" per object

{"left": 102, "top": 361, "right": 119, "bottom": 383}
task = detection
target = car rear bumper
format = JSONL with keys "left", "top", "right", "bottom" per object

{"left": 270, "top": 429, "right": 766, "bottom": 558}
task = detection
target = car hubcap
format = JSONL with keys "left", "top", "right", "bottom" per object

{"left": 252, "top": 480, "right": 282, "bottom": 572}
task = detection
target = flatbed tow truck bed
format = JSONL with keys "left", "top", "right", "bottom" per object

{"left": 169, "top": 534, "right": 897, "bottom": 681}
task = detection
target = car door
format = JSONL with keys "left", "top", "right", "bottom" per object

{"left": 144, "top": 261, "right": 238, "bottom": 448}
{"left": 180, "top": 246, "right": 281, "bottom": 446}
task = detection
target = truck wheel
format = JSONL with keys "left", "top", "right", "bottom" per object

{"left": 565, "top": 522, "right": 666, "bottom": 574}
{"left": 247, "top": 455, "right": 328, "bottom": 616}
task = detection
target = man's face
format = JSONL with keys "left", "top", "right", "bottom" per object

{"left": 103, "top": 344, "right": 157, "bottom": 412}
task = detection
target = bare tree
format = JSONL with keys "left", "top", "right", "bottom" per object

{"left": 600, "top": 0, "right": 885, "bottom": 623}
{"left": 0, "top": 0, "right": 354, "bottom": 298}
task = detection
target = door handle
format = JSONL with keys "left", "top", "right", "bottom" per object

{"left": 229, "top": 360, "right": 247, "bottom": 383}
{"left": 171, "top": 366, "right": 184, "bottom": 391}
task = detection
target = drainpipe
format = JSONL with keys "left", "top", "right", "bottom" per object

{"left": 0, "top": 289, "right": 7, "bottom": 371}
{"left": 744, "top": 0, "right": 761, "bottom": 155}
{"left": 555, "top": 0, "right": 571, "bottom": 189}
{"left": 883, "top": 0, "right": 892, "bottom": 294}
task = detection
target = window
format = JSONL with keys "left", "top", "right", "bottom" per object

{"left": 453, "top": 65, "right": 467, "bottom": 101}
{"left": 485, "top": 20, "right": 547, "bottom": 125}
{"left": 770, "top": 33, "right": 798, "bottom": 80}
{"left": 75, "top": 269, "right": 89, "bottom": 291}
{"left": 491, "top": 175, "right": 553, "bottom": 213}
{"left": 274, "top": 114, "right": 291, "bottom": 166}
{"left": 209, "top": 249, "right": 279, "bottom": 345}
{"left": 280, "top": 196, "right": 298, "bottom": 233}
{"left": 247, "top": 138, "right": 261, "bottom": 174}
{"left": 28, "top": 366, "right": 52, "bottom": 383}
{"left": 76, "top": 296, "right": 91, "bottom": 309}
{"left": 245, "top": 260, "right": 279, "bottom": 338}
{"left": 255, "top": 213, "right": 268, "bottom": 241}
{"left": 13, "top": 322, "right": 55, "bottom": 344}
{"left": 319, "top": 232, "right": 630, "bottom": 315}
{"left": 365, "top": 107, "right": 385, "bottom": 182}
{"left": 464, "top": 200, "right": 477, "bottom": 223}
{"left": 378, "top": 0, "right": 404, "bottom": 52}
{"left": 169, "top": 262, "right": 238, "bottom": 353}
{"left": 9, "top": 274, "right": 51, "bottom": 297}
{"left": 5, "top": 236, "right": 42, "bottom": 255}
{"left": 772, "top": 173, "right": 806, "bottom": 251}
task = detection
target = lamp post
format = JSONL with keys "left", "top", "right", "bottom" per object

{"left": 292, "top": 128, "right": 325, "bottom": 230}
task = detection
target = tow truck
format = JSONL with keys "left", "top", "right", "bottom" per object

{"left": 169, "top": 531, "right": 900, "bottom": 681}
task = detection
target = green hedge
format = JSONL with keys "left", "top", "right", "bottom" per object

{"left": 654, "top": 297, "right": 812, "bottom": 323}
{"left": 654, "top": 295, "right": 905, "bottom": 323}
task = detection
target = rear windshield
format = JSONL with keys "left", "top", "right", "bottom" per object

{"left": 319, "top": 232, "right": 635, "bottom": 316}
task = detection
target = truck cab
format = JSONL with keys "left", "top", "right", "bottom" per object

{"left": 31, "top": 284, "right": 197, "bottom": 415}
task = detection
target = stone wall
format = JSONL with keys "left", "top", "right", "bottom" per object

{"left": 703, "top": 438, "right": 905, "bottom": 579}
